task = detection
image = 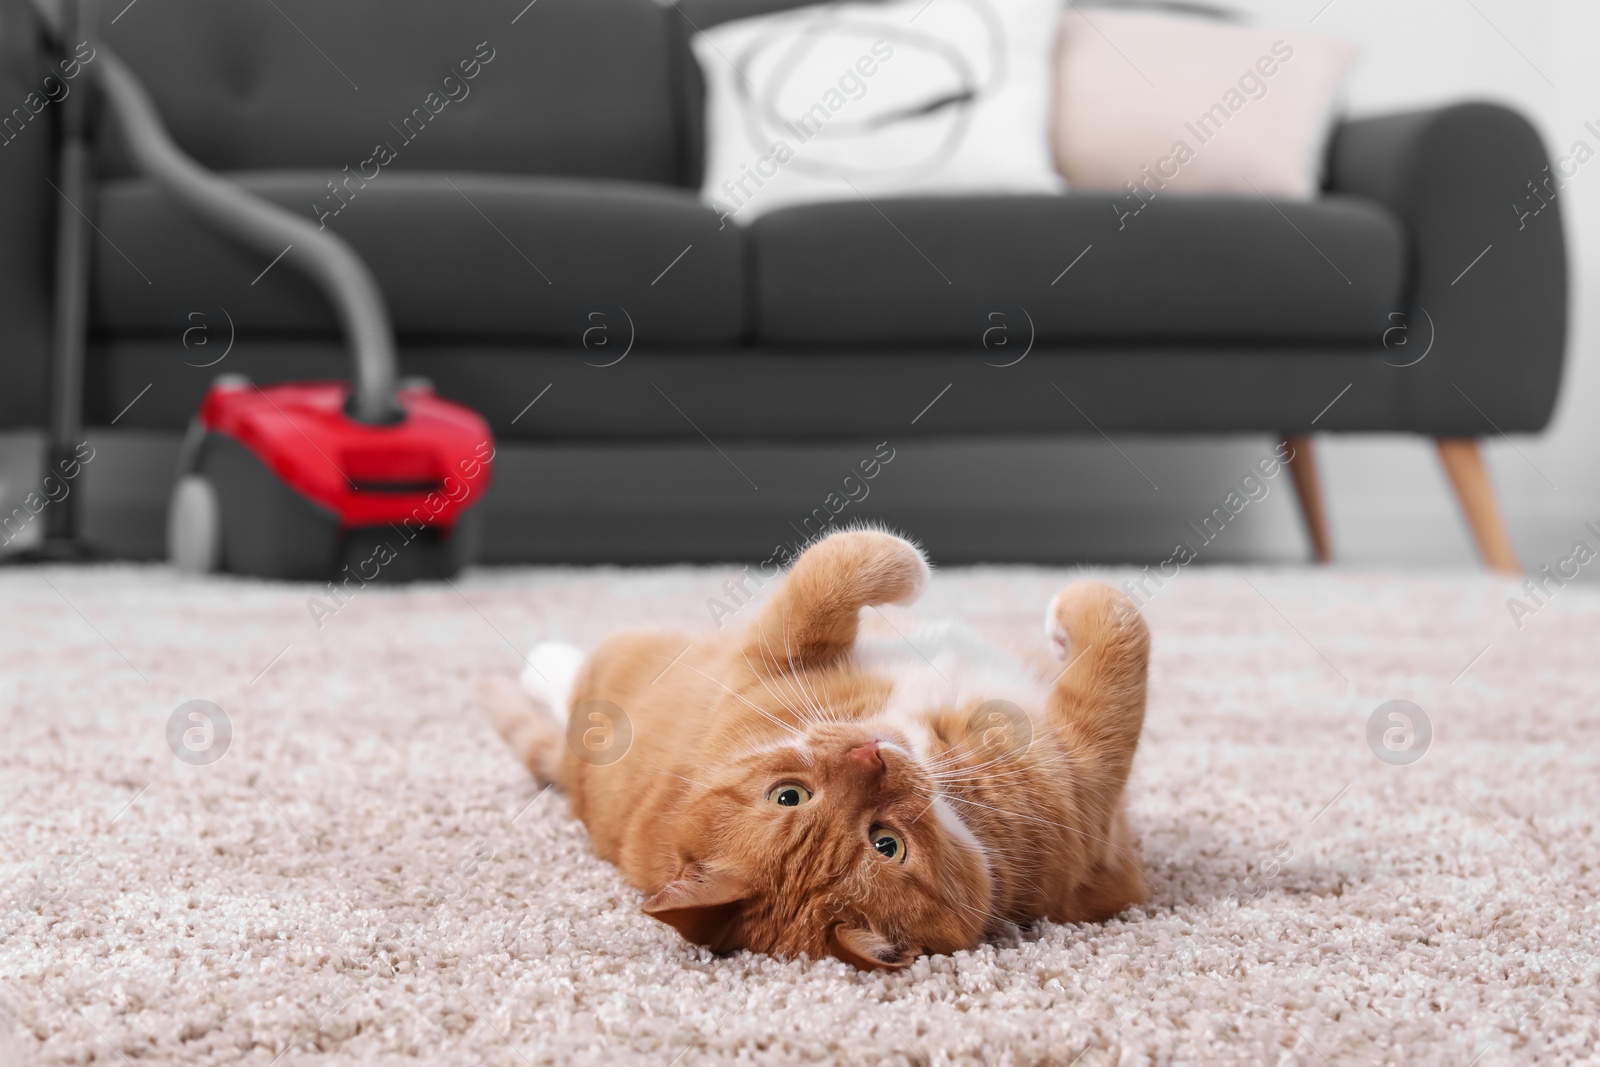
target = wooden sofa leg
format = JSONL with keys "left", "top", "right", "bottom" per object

{"left": 1436, "top": 438, "right": 1520, "bottom": 574}
{"left": 1282, "top": 435, "right": 1331, "bottom": 563}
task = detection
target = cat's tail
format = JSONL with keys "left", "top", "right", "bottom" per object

{"left": 477, "top": 642, "right": 586, "bottom": 786}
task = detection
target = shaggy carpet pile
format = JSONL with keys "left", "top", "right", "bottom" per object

{"left": 0, "top": 563, "right": 1595, "bottom": 1065}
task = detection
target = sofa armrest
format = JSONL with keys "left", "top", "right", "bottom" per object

{"left": 1327, "top": 102, "right": 1567, "bottom": 434}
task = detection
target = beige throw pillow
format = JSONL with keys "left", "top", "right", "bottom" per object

{"left": 1052, "top": 10, "right": 1356, "bottom": 198}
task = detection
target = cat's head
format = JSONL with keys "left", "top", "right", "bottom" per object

{"left": 642, "top": 721, "right": 993, "bottom": 969}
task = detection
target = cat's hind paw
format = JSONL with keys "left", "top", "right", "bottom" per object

{"left": 1044, "top": 581, "right": 1144, "bottom": 662}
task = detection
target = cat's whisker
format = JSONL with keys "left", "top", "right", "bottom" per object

{"left": 728, "top": 722, "right": 778, "bottom": 760}
{"left": 925, "top": 769, "right": 1028, "bottom": 788}
{"left": 630, "top": 754, "right": 714, "bottom": 792}
{"left": 923, "top": 754, "right": 1032, "bottom": 782}
{"left": 776, "top": 618, "right": 835, "bottom": 725}
{"left": 925, "top": 749, "right": 1073, "bottom": 781}
{"left": 923, "top": 746, "right": 1031, "bottom": 776}
{"left": 740, "top": 646, "right": 821, "bottom": 729}
{"left": 950, "top": 896, "right": 1020, "bottom": 935}
{"left": 919, "top": 747, "right": 990, "bottom": 772}
{"left": 747, "top": 622, "right": 819, "bottom": 724}
{"left": 934, "top": 716, "right": 1071, "bottom": 754}
{"left": 922, "top": 728, "right": 1052, "bottom": 767}
{"left": 933, "top": 791, "right": 1140, "bottom": 865}
{"left": 922, "top": 724, "right": 1076, "bottom": 780}
{"left": 926, "top": 766, "right": 1066, "bottom": 791}
{"left": 789, "top": 609, "right": 852, "bottom": 728}
{"left": 745, "top": 630, "right": 806, "bottom": 723}
{"left": 675, "top": 661, "right": 807, "bottom": 740}
{"left": 772, "top": 665, "right": 826, "bottom": 727}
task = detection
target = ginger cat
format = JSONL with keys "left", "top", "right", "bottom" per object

{"left": 478, "top": 529, "right": 1149, "bottom": 970}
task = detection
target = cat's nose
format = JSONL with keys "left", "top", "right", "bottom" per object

{"left": 847, "top": 740, "right": 883, "bottom": 771}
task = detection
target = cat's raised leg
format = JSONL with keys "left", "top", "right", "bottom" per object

{"left": 1043, "top": 581, "right": 1150, "bottom": 830}
{"left": 1041, "top": 581, "right": 1152, "bottom": 918}
{"left": 740, "top": 528, "right": 929, "bottom": 674}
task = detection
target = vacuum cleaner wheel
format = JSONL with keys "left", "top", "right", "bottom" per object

{"left": 167, "top": 474, "right": 222, "bottom": 574}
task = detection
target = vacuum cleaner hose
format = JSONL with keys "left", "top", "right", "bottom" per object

{"left": 98, "top": 50, "right": 401, "bottom": 424}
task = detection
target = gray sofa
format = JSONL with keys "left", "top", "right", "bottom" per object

{"left": 0, "top": 0, "right": 1566, "bottom": 569}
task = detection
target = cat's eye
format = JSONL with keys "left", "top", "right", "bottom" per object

{"left": 870, "top": 827, "right": 907, "bottom": 863}
{"left": 767, "top": 783, "right": 812, "bottom": 807}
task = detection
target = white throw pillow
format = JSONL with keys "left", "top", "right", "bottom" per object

{"left": 1052, "top": 10, "right": 1356, "bottom": 198}
{"left": 694, "top": 0, "right": 1067, "bottom": 224}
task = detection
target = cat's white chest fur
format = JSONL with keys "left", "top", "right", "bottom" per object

{"left": 851, "top": 616, "right": 1048, "bottom": 758}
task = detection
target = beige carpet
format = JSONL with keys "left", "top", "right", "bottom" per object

{"left": 1, "top": 563, "right": 1596, "bottom": 1066}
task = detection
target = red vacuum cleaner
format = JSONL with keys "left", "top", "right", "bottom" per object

{"left": 168, "top": 379, "right": 493, "bottom": 581}
{"left": 84, "top": 36, "right": 493, "bottom": 581}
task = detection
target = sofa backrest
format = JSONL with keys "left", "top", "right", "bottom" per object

{"left": 98, "top": 0, "right": 688, "bottom": 185}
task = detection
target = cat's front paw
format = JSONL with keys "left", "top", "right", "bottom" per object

{"left": 802, "top": 528, "right": 930, "bottom": 607}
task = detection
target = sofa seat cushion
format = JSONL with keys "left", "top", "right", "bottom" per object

{"left": 749, "top": 193, "right": 1405, "bottom": 344}
{"left": 91, "top": 172, "right": 746, "bottom": 344}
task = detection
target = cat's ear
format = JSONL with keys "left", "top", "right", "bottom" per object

{"left": 641, "top": 864, "right": 749, "bottom": 949}
{"left": 830, "top": 924, "right": 917, "bottom": 971}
